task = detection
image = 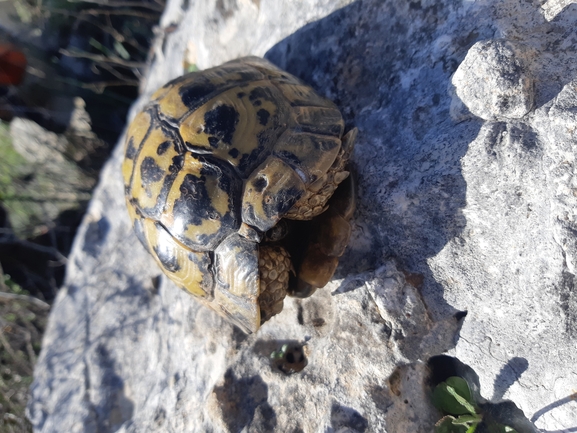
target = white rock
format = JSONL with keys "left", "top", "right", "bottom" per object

{"left": 451, "top": 39, "right": 535, "bottom": 121}
{"left": 29, "top": 0, "right": 577, "bottom": 431}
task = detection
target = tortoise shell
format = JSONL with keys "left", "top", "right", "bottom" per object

{"left": 122, "top": 56, "right": 356, "bottom": 333}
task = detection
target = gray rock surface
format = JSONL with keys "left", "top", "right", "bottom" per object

{"left": 29, "top": 0, "right": 577, "bottom": 432}
{"left": 451, "top": 39, "right": 535, "bottom": 121}
{"left": 7, "top": 105, "right": 98, "bottom": 236}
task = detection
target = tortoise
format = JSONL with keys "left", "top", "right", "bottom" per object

{"left": 122, "top": 56, "right": 356, "bottom": 333}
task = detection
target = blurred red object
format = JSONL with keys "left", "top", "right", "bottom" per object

{"left": 0, "top": 43, "right": 27, "bottom": 86}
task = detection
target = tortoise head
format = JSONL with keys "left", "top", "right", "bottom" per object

{"left": 241, "top": 156, "right": 306, "bottom": 232}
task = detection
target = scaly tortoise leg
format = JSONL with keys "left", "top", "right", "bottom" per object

{"left": 289, "top": 168, "right": 356, "bottom": 298}
{"left": 288, "top": 128, "right": 356, "bottom": 297}
{"left": 258, "top": 245, "right": 293, "bottom": 324}
{"left": 256, "top": 128, "right": 357, "bottom": 319}
{"left": 255, "top": 171, "right": 355, "bottom": 319}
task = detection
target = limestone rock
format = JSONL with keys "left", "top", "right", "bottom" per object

{"left": 7, "top": 117, "right": 95, "bottom": 237}
{"left": 451, "top": 39, "right": 535, "bottom": 121}
{"left": 28, "top": 0, "right": 577, "bottom": 432}
{"left": 10, "top": 119, "right": 69, "bottom": 167}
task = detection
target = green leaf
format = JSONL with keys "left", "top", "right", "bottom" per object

{"left": 270, "top": 344, "right": 288, "bottom": 360}
{"left": 432, "top": 377, "right": 478, "bottom": 415}
{"left": 435, "top": 416, "right": 456, "bottom": 433}
{"left": 435, "top": 413, "right": 481, "bottom": 433}
{"left": 89, "top": 38, "right": 112, "bottom": 56}
{"left": 114, "top": 41, "right": 131, "bottom": 60}
{"left": 445, "top": 384, "right": 477, "bottom": 415}
{"left": 446, "top": 377, "right": 474, "bottom": 404}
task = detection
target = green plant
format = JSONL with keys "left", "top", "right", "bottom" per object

{"left": 432, "top": 377, "right": 519, "bottom": 433}
{"left": 2, "top": 274, "right": 26, "bottom": 296}
{"left": 0, "top": 122, "right": 28, "bottom": 195}
{"left": 270, "top": 343, "right": 307, "bottom": 374}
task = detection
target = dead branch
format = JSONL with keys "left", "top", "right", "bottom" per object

{"left": 94, "top": 61, "right": 133, "bottom": 80}
{"left": 0, "top": 235, "right": 68, "bottom": 265}
{"left": 67, "top": 0, "right": 164, "bottom": 12}
{"left": 0, "top": 325, "right": 33, "bottom": 375}
{"left": 82, "top": 79, "right": 140, "bottom": 93}
{"left": 60, "top": 48, "right": 145, "bottom": 68}
{"left": 49, "top": 6, "right": 159, "bottom": 20}
{"left": 23, "top": 329, "right": 37, "bottom": 365}
{"left": 80, "top": 7, "right": 160, "bottom": 20}
{"left": 0, "top": 292, "right": 51, "bottom": 309}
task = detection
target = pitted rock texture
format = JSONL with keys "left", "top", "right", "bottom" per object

{"left": 29, "top": 0, "right": 577, "bottom": 432}
{"left": 451, "top": 39, "right": 535, "bottom": 121}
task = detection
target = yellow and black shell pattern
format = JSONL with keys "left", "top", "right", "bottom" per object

{"left": 122, "top": 56, "right": 350, "bottom": 333}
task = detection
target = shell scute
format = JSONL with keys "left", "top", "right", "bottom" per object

{"left": 141, "top": 218, "right": 213, "bottom": 298}
{"left": 160, "top": 154, "right": 242, "bottom": 252}
{"left": 179, "top": 82, "right": 288, "bottom": 177}
{"left": 154, "top": 61, "right": 265, "bottom": 122}
{"left": 129, "top": 121, "right": 182, "bottom": 219}
{"left": 293, "top": 106, "right": 345, "bottom": 137}
{"left": 122, "top": 110, "right": 152, "bottom": 188}
{"left": 273, "top": 131, "right": 341, "bottom": 183}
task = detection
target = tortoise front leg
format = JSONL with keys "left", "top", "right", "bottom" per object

{"left": 258, "top": 245, "right": 293, "bottom": 324}
{"left": 289, "top": 169, "right": 356, "bottom": 298}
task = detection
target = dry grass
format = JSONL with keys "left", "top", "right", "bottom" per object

{"left": 0, "top": 268, "right": 49, "bottom": 433}
{"left": 0, "top": 1, "right": 164, "bottom": 430}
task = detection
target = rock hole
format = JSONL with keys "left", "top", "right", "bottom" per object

{"left": 270, "top": 342, "right": 307, "bottom": 374}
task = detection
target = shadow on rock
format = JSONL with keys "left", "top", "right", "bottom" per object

{"left": 329, "top": 401, "right": 369, "bottom": 433}
{"left": 492, "top": 357, "right": 529, "bottom": 401}
{"left": 489, "top": 2, "right": 577, "bottom": 109}
{"left": 212, "top": 369, "right": 276, "bottom": 432}
{"left": 266, "top": 0, "right": 484, "bottom": 324}
{"left": 91, "top": 345, "right": 135, "bottom": 431}
{"left": 27, "top": 344, "right": 136, "bottom": 432}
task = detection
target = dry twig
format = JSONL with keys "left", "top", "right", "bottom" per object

{"left": 0, "top": 292, "right": 50, "bottom": 309}
{"left": 67, "top": 0, "right": 164, "bottom": 12}
{"left": 80, "top": 7, "right": 159, "bottom": 19}
{"left": 60, "top": 48, "right": 145, "bottom": 68}
{"left": 83, "top": 79, "right": 140, "bottom": 93}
